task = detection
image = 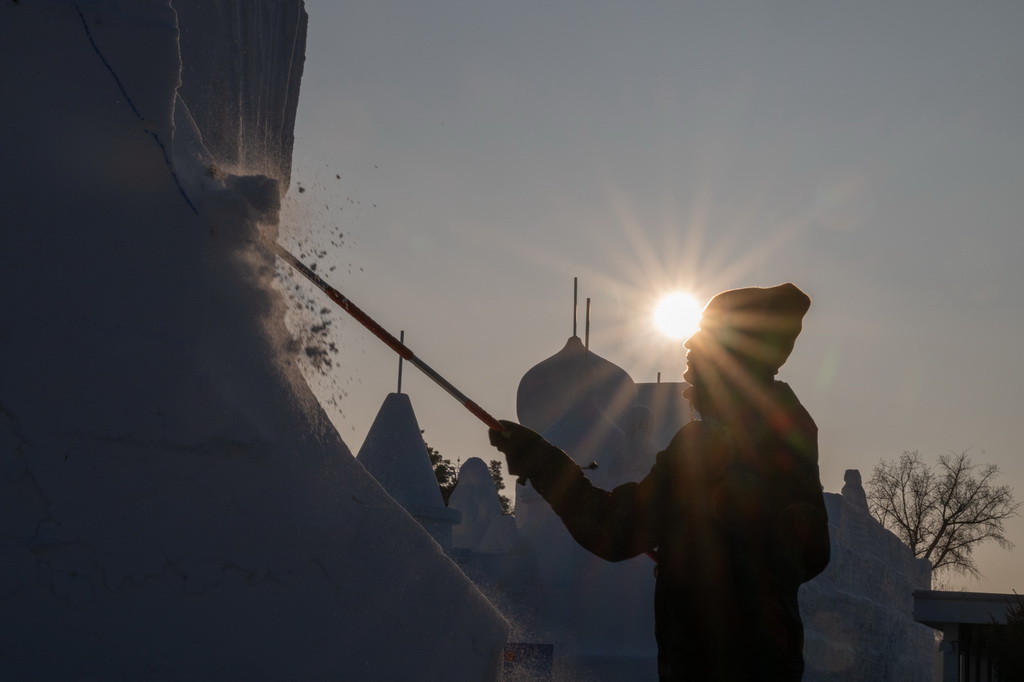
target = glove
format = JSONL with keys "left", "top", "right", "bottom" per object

{"left": 488, "top": 420, "right": 550, "bottom": 480}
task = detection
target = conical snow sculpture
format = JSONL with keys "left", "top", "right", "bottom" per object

{"left": 357, "top": 393, "right": 461, "bottom": 549}
{"left": 0, "top": 2, "right": 506, "bottom": 679}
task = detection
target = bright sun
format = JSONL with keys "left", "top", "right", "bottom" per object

{"left": 653, "top": 292, "right": 703, "bottom": 340}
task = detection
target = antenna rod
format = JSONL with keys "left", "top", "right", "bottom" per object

{"left": 271, "top": 241, "right": 504, "bottom": 432}
{"left": 585, "top": 297, "right": 591, "bottom": 350}
{"left": 397, "top": 330, "right": 405, "bottom": 393}
{"left": 573, "top": 277, "right": 578, "bottom": 337}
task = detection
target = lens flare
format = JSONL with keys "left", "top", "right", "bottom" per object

{"left": 653, "top": 292, "right": 702, "bottom": 340}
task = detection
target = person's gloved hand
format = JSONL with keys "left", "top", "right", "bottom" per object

{"left": 488, "top": 420, "right": 548, "bottom": 479}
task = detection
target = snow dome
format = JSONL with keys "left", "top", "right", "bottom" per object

{"left": 517, "top": 335, "right": 638, "bottom": 435}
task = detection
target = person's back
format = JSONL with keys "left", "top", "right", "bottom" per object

{"left": 651, "top": 381, "right": 827, "bottom": 680}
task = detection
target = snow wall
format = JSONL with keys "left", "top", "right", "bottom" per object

{"left": 0, "top": 2, "right": 507, "bottom": 680}
{"left": 801, "top": 485, "right": 935, "bottom": 681}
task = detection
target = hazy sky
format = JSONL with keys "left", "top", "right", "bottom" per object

{"left": 284, "top": 0, "right": 1024, "bottom": 592}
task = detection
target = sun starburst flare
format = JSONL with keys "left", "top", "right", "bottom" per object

{"left": 653, "top": 292, "right": 703, "bottom": 340}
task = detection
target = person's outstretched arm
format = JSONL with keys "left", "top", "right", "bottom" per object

{"left": 490, "top": 420, "right": 665, "bottom": 561}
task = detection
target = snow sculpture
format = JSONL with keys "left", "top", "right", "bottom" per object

{"left": 0, "top": 2, "right": 506, "bottom": 679}
{"left": 357, "top": 393, "right": 461, "bottom": 549}
{"left": 801, "top": 478, "right": 934, "bottom": 681}
{"left": 174, "top": 0, "right": 306, "bottom": 188}
{"left": 840, "top": 468, "right": 869, "bottom": 510}
{"left": 449, "top": 457, "right": 518, "bottom": 553}
{"left": 517, "top": 335, "right": 638, "bottom": 435}
{"left": 634, "top": 380, "right": 692, "bottom": 451}
{"left": 544, "top": 397, "right": 626, "bottom": 480}
{"left": 610, "top": 404, "right": 659, "bottom": 484}
{"left": 512, "top": 336, "right": 669, "bottom": 676}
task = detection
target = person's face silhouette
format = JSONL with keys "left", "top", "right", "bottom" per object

{"left": 683, "top": 326, "right": 755, "bottom": 414}
{"left": 683, "top": 329, "right": 719, "bottom": 414}
{"left": 682, "top": 329, "right": 709, "bottom": 388}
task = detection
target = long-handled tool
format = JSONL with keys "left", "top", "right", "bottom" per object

{"left": 271, "top": 241, "right": 505, "bottom": 433}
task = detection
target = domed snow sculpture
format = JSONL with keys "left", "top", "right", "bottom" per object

{"left": 357, "top": 392, "right": 461, "bottom": 550}
{"left": 512, "top": 333, "right": 662, "bottom": 672}
{"left": 517, "top": 335, "right": 638, "bottom": 435}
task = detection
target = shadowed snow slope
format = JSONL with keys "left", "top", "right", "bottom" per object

{"left": 0, "top": 2, "right": 506, "bottom": 679}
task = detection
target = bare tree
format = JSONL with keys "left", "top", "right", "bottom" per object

{"left": 866, "top": 450, "right": 1020, "bottom": 578}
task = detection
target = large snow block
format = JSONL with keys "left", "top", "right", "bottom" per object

{"left": 0, "top": 2, "right": 507, "bottom": 680}
{"left": 174, "top": 0, "right": 307, "bottom": 188}
{"left": 800, "top": 491, "right": 935, "bottom": 681}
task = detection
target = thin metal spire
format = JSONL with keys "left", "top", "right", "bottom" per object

{"left": 585, "top": 297, "right": 591, "bottom": 350}
{"left": 573, "top": 277, "right": 578, "bottom": 337}
{"left": 397, "top": 330, "right": 405, "bottom": 393}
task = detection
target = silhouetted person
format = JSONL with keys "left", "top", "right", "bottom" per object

{"left": 490, "top": 283, "right": 830, "bottom": 681}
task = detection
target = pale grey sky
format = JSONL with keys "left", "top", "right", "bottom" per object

{"left": 286, "top": 0, "right": 1024, "bottom": 592}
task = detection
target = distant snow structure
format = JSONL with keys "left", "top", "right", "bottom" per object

{"left": 518, "top": 335, "right": 638, "bottom": 441}
{"left": 840, "top": 467, "right": 869, "bottom": 510}
{"left": 801, "top": 474, "right": 935, "bottom": 681}
{"left": 449, "top": 457, "right": 518, "bottom": 554}
{"left": 357, "top": 393, "right": 461, "bottom": 550}
{"left": 511, "top": 309, "right": 689, "bottom": 677}
{"left": 634, "top": 378, "right": 693, "bottom": 453}
{"left": 0, "top": 2, "right": 507, "bottom": 680}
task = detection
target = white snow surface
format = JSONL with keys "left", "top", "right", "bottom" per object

{"left": 356, "top": 392, "right": 461, "bottom": 548}
{"left": 0, "top": 2, "right": 506, "bottom": 679}
{"left": 449, "top": 457, "right": 518, "bottom": 554}
{"left": 358, "top": 393, "right": 449, "bottom": 517}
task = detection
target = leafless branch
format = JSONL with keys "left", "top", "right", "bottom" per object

{"left": 867, "top": 450, "right": 1020, "bottom": 577}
